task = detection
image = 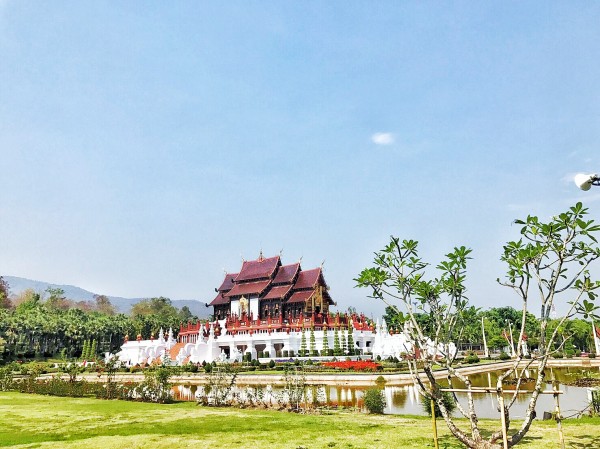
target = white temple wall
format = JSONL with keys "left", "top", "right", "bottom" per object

{"left": 249, "top": 297, "right": 259, "bottom": 317}
{"left": 230, "top": 299, "right": 240, "bottom": 316}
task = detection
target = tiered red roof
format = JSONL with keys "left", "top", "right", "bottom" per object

{"left": 210, "top": 292, "right": 229, "bottom": 305}
{"left": 235, "top": 255, "right": 280, "bottom": 282}
{"left": 287, "top": 290, "right": 315, "bottom": 303}
{"left": 218, "top": 273, "right": 238, "bottom": 292}
{"left": 225, "top": 280, "right": 271, "bottom": 297}
{"left": 262, "top": 284, "right": 293, "bottom": 300}
{"left": 293, "top": 268, "right": 324, "bottom": 290}
{"left": 272, "top": 263, "right": 300, "bottom": 284}
{"left": 210, "top": 254, "right": 333, "bottom": 308}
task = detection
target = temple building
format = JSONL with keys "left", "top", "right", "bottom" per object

{"left": 117, "top": 253, "right": 430, "bottom": 366}
{"left": 209, "top": 252, "right": 334, "bottom": 322}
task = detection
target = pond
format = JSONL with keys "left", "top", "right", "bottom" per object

{"left": 173, "top": 366, "right": 599, "bottom": 418}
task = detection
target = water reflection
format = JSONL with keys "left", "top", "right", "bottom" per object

{"left": 173, "top": 367, "right": 593, "bottom": 418}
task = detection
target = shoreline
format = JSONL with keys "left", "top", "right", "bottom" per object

{"left": 58, "top": 358, "right": 600, "bottom": 387}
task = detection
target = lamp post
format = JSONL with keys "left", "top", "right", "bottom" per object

{"left": 574, "top": 173, "right": 600, "bottom": 191}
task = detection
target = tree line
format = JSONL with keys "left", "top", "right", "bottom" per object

{"left": 0, "top": 279, "right": 197, "bottom": 363}
{"left": 383, "top": 304, "right": 596, "bottom": 355}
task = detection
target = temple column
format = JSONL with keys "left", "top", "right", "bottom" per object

{"left": 248, "top": 340, "right": 257, "bottom": 360}
{"left": 265, "top": 340, "right": 274, "bottom": 358}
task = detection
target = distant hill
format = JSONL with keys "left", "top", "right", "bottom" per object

{"left": 1, "top": 275, "right": 210, "bottom": 319}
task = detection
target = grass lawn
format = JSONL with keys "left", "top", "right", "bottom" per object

{"left": 1, "top": 392, "right": 599, "bottom": 449}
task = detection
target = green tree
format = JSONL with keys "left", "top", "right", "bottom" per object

{"left": 321, "top": 326, "right": 330, "bottom": 355}
{"left": 44, "top": 287, "right": 71, "bottom": 311}
{"left": 94, "top": 295, "right": 116, "bottom": 316}
{"left": 90, "top": 339, "right": 97, "bottom": 360}
{"left": 81, "top": 340, "right": 89, "bottom": 360}
{"left": 178, "top": 305, "right": 195, "bottom": 322}
{"left": 333, "top": 328, "right": 341, "bottom": 356}
{"left": 299, "top": 328, "right": 307, "bottom": 357}
{"left": 309, "top": 327, "right": 317, "bottom": 356}
{"left": 0, "top": 277, "right": 10, "bottom": 309}
{"left": 346, "top": 324, "right": 355, "bottom": 356}
{"left": 357, "top": 203, "right": 600, "bottom": 449}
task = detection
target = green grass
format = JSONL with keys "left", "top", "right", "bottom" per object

{"left": 1, "top": 392, "right": 599, "bottom": 448}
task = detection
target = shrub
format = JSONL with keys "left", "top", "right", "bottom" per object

{"left": 554, "top": 352, "right": 564, "bottom": 359}
{"left": 204, "top": 363, "right": 213, "bottom": 373}
{"left": 423, "top": 391, "right": 457, "bottom": 418}
{"left": 184, "top": 363, "right": 198, "bottom": 373}
{"left": 498, "top": 352, "right": 510, "bottom": 361}
{"left": 363, "top": 388, "right": 386, "bottom": 414}
{"left": 464, "top": 353, "right": 480, "bottom": 364}
{"left": 589, "top": 352, "right": 596, "bottom": 359}
{"left": 282, "top": 350, "right": 288, "bottom": 357}
{"left": 268, "top": 360, "right": 275, "bottom": 369}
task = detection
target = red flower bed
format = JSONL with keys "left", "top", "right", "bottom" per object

{"left": 321, "top": 360, "right": 381, "bottom": 372}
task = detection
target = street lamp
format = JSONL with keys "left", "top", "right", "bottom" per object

{"left": 574, "top": 173, "right": 600, "bottom": 191}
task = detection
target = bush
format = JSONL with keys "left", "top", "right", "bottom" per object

{"left": 423, "top": 391, "right": 457, "bottom": 418}
{"left": 204, "top": 363, "right": 212, "bottom": 373}
{"left": 282, "top": 350, "right": 288, "bottom": 357}
{"left": 554, "top": 352, "right": 564, "bottom": 359}
{"left": 464, "top": 353, "right": 480, "bottom": 364}
{"left": 184, "top": 363, "right": 198, "bottom": 373}
{"left": 498, "top": 352, "right": 510, "bottom": 361}
{"left": 589, "top": 352, "right": 596, "bottom": 359}
{"left": 268, "top": 360, "right": 275, "bottom": 369}
{"left": 363, "top": 388, "right": 386, "bottom": 414}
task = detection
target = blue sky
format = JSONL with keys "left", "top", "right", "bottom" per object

{"left": 1, "top": 2, "right": 599, "bottom": 317}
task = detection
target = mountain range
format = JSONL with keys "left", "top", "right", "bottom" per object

{"left": 1, "top": 275, "right": 211, "bottom": 319}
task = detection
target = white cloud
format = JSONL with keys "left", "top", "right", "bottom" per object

{"left": 371, "top": 132, "right": 395, "bottom": 145}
